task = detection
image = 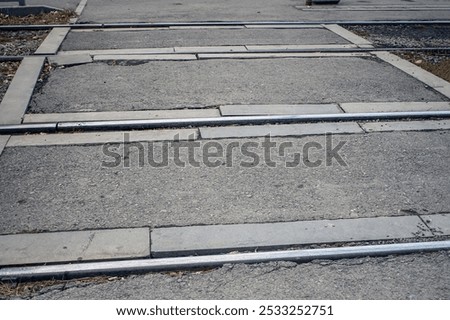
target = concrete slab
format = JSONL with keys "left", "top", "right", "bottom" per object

{"left": 0, "top": 135, "right": 9, "bottom": 156}
{"left": 0, "top": 228, "right": 150, "bottom": 266}
{"left": 61, "top": 28, "right": 350, "bottom": 51}
{"left": 7, "top": 129, "right": 198, "bottom": 147}
{"left": 34, "top": 27, "right": 70, "bottom": 55}
{"left": 245, "top": 44, "right": 357, "bottom": 51}
{"left": 244, "top": 24, "right": 319, "bottom": 29}
{"left": 75, "top": 0, "right": 87, "bottom": 15}
{"left": 200, "top": 123, "right": 363, "bottom": 139}
{"left": 151, "top": 215, "right": 432, "bottom": 257}
{"left": 169, "top": 26, "right": 244, "bottom": 30}
{"left": 0, "top": 56, "right": 45, "bottom": 125}
{"left": 198, "top": 52, "right": 369, "bottom": 59}
{"left": 361, "top": 120, "right": 450, "bottom": 133}
{"left": 1, "top": 131, "right": 449, "bottom": 234}
{"left": 48, "top": 53, "right": 92, "bottom": 66}
{"left": 422, "top": 214, "right": 450, "bottom": 236}
{"left": 374, "top": 51, "right": 450, "bottom": 99}
{"left": 323, "top": 24, "right": 373, "bottom": 47}
{"left": 93, "top": 54, "right": 197, "bottom": 61}
{"left": 59, "top": 48, "right": 175, "bottom": 55}
{"left": 23, "top": 109, "right": 221, "bottom": 123}
{"left": 341, "top": 102, "right": 450, "bottom": 113}
{"left": 174, "top": 46, "right": 247, "bottom": 53}
{"left": 71, "top": 28, "right": 171, "bottom": 32}
{"left": 220, "top": 104, "right": 342, "bottom": 116}
{"left": 29, "top": 58, "right": 447, "bottom": 113}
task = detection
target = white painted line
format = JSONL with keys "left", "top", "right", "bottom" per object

{"left": 0, "top": 228, "right": 150, "bottom": 266}
{"left": 244, "top": 24, "right": 320, "bottom": 29}
{"left": 0, "top": 135, "right": 10, "bottom": 156}
{"left": 174, "top": 46, "right": 247, "bottom": 53}
{"left": 34, "top": 27, "right": 70, "bottom": 55}
{"left": 198, "top": 52, "right": 370, "bottom": 59}
{"left": 360, "top": 120, "right": 450, "bottom": 133}
{"left": 422, "top": 214, "right": 450, "bottom": 236}
{"left": 374, "top": 51, "right": 450, "bottom": 99}
{"left": 152, "top": 215, "right": 432, "bottom": 257}
{"left": 322, "top": 24, "right": 373, "bottom": 47}
{"left": 48, "top": 53, "right": 92, "bottom": 66}
{"left": 246, "top": 44, "right": 358, "bottom": 51}
{"left": 169, "top": 25, "right": 244, "bottom": 30}
{"left": 23, "top": 109, "right": 221, "bottom": 123}
{"left": 93, "top": 54, "right": 197, "bottom": 61}
{"left": 7, "top": 129, "right": 198, "bottom": 147}
{"left": 0, "top": 56, "right": 45, "bottom": 125}
{"left": 58, "top": 48, "right": 175, "bottom": 56}
{"left": 200, "top": 122, "right": 363, "bottom": 139}
{"left": 220, "top": 104, "right": 342, "bottom": 116}
{"left": 340, "top": 102, "right": 450, "bottom": 113}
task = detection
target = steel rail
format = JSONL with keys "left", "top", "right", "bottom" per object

{"left": 1, "top": 240, "right": 448, "bottom": 280}
{"left": 0, "top": 56, "right": 24, "bottom": 62}
{"left": 0, "top": 20, "right": 450, "bottom": 31}
{"left": 2, "top": 47, "right": 449, "bottom": 60}
{"left": 1, "top": 111, "right": 449, "bottom": 134}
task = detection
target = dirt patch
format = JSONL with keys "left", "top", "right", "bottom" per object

{"left": 0, "top": 276, "right": 116, "bottom": 299}
{"left": 0, "top": 61, "right": 19, "bottom": 102}
{"left": 0, "top": 30, "right": 49, "bottom": 56}
{"left": 0, "top": 10, "right": 75, "bottom": 25}
{"left": 398, "top": 52, "right": 450, "bottom": 83}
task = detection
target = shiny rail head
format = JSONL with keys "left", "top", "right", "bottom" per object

{"left": 1, "top": 240, "right": 449, "bottom": 281}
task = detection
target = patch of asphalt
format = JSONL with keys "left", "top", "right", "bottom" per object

{"left": 0, "top": 131, "right": 449, "bottom": 234}
{"left": 9, "top": 252, "right": 447, "bottom": 299}
{"left": 28, "top": 57, "right": 447, "bottom": 113}
{"left": 60, "top": 28, "right": 349, "bottom": 51}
